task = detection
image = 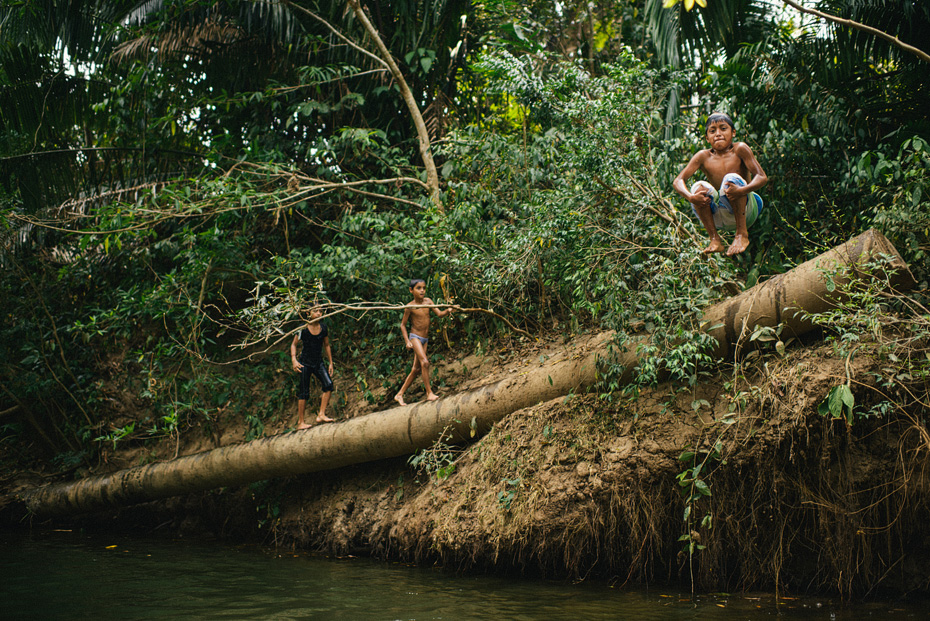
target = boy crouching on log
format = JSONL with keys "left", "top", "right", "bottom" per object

{"left": 673, "top": 112, "right": 769, "bottom": 256}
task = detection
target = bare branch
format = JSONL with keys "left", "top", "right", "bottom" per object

{"left": 11, "top": 171, "right": 430, "bottom": 235}
{"left": 781, "top": 0, "right": 930, "bottom": 64}
{"left": 281, "top": 0, "right": 389, "bottom": 69}
{"left": 593, "top": 173, "right": 699, "bottom": 245}
{"left": 206, "top": 301, "right": 533, "bottom": 364}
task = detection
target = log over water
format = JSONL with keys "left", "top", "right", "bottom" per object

{"left": 703, "top": 227, "right": 914, "bottom": 358}
{"left": 21, "top": 334, "right": 613, "bottom": 517}
{"left": 20, "top": 229, "right": 914, "bottom": 517}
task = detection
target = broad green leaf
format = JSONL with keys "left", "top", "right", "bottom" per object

{"left": 819, "top": 384, "right": 855, "bottom": 424}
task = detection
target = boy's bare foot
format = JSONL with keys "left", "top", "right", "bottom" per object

{"left": 297, "top": 422, "right": 312, "bottom": 430}
{"left": 726, "top": 235, "right": 749, "bottom": 256}
{"left": 702, "top": 238, "right": 726, "bottom": 254}
{"left": 426, "top": 393, "right": 440, "bottom": 402}
{"left": 394, "top": 394, "right": 407, "bottom": 406}
{"left": 315, "top": 414, "right": 334, "bottom": 424}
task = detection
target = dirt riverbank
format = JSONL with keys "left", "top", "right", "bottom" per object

{"left": 266, "top": 339, "right": 930, "bottom": 595}
{"left": 4, "top": 331, "right": 930, "bottom": 597}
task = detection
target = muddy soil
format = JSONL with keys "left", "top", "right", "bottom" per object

{"left": 255, "top": 339, "right": 930, "bottom": 596}
{"left": 4, "top": 331, "right": 930, "bottom": 597}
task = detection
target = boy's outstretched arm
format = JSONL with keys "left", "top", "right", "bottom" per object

{"left": 427, "top": 297, "right": 453, "bottom": 318}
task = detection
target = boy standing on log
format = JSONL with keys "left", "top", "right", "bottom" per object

{"left": 394, "top": 279, "right": 455, "bottom": 406}
{"left": 673, "top": 112, "right": 769, "bottom": 256}
{"left": 290, "top": 305, "right": 335, "bottom": 429}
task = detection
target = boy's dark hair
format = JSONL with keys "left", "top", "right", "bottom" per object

{"left": 706, "top": 112, "right": 735, "bottom": 131}
{"left": 408, "top": 278, "right": 425, "bottom": 288}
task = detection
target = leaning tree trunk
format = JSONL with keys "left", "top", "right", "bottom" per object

{"left": 702, "top": 227, "right": 914, "bottom": 359}
{"left": 21, "top": 332, "right": 616, "bottom": 517}
{"left": 347, "top": 0, "right": 442, "bottom": 210}
{"left": 20, "top": 229, "right": 913, "bottom": 517}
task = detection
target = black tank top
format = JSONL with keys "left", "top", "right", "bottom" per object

{"left": 298, "top": 323, "right": 328, "bottom": 365}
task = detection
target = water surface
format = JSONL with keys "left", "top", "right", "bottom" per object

{"left": 1, "top": 530, "right": 924, "bottom": 620}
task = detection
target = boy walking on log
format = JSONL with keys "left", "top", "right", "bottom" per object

{"left": 394, "top": 279, "right": 455, "bottom": 406}
{"left": 290, "top": 305, "right": 335, "bottom": 428}
{"left": 673, "top": 112, "right": 769, "bottom": 256}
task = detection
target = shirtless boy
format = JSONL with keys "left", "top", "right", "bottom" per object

{"left": 290, "top": 306, "right": 335, "bottom": 429}
{"left": 673, "top": 112, "right": 769, "bottom": 256}
{"left": 394, "top": 279, "right": 455, "bottom": 406}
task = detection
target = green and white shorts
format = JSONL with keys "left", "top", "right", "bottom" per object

{"left": 690, "top": 174, "right": 763, "bottom": 231}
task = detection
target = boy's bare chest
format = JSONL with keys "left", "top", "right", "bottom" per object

{"left": 703, "top": 150, "right": 746, "bottom": 184}
{"left": 410, "top": 306, "right": 431, "bottom": 321}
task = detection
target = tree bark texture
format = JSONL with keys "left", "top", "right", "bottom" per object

{"left": 21, "top": 333, "right": 614, "bottom": 517}
{"left": 20, "top": 229, "right": 913, "bottom": 517}
{"left": 702, "top": 227, "right": 914, "bottom": 360}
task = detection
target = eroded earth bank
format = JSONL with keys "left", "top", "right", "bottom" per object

{"left": 6, "top": 333, "right": 929, "bottom": 598}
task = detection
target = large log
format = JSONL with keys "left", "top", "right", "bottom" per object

{"left": 21, "top": 333, "right": 618, "bottom": 517}
{"left": 20, "top": 229, "right": 913, "bottom": 517}
{"left": 702, "top": 228, "right": 914, "bottom": 359}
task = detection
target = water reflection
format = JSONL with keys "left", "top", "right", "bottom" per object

{"left": 0, "top": 530, "right": 925, "bottom": 620}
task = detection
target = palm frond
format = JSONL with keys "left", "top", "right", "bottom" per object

{"left": 648, "top": 0, "right": 780, "bottom": 68}
{"left": 0, "top": 47, "right": 110, "bottom": 145}
{"left": 0, "top": 0, "right": 138, "bottom": 64}
{"left": 116, "top": 0, "right": 300, "bottom": 59}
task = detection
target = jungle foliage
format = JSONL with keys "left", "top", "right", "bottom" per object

{"left": 0, "top": 0, "right": 928, "bottom": 471}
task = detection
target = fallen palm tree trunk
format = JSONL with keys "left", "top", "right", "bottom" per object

{"left": 702, "top": 228, "right": 914, "bottom": 359}
{"left": 20, "top": 229, "right": 913, "bottom": 517}
{"left": 20, "top": 333, "right": 616, "bottom": 517}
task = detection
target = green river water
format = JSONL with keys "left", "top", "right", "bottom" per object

{"left": 1, "top": 529, "right": 926, "bottom": 620}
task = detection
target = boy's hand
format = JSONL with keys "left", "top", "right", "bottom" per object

{"left": 690, "top": 188, "right": 711, "bottom": 208}
{"left": 405, "top": 339, "right": 413, "bottom": 349}
{"left": 292, "top": 359, "right": 303, "bottom": 372}
{"left": 723, "top": 182, "right": 747, "bottom": 200}
{"left": 328, "top": 363, "right": 334, "bottom": 375}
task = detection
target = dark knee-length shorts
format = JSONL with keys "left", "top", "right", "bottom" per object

{"left": 297, "top": 361, "right": 334, "bottom": 399}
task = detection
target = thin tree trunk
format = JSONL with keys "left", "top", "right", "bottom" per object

{"left": 347, "top": 0, "right": 443, "bottom": 210}
{"left": 19, "top": 230, "right": 913, "bottom": 517}
{"left": 282, "top": 0, "right": 443, "bottom": 209}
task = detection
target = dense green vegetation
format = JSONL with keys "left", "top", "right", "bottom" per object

{"left": 1, "top": 0, "right": 928, "bottom": 471}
